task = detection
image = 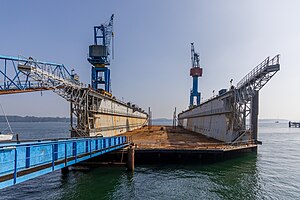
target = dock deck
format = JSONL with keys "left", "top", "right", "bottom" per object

{"left": 121, "top": 126, "right": 256, "bottom": 152}
{"left": 77, "top": 126, "right": 257, "bottom": 166}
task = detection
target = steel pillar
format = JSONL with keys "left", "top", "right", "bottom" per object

{"left": 251, "top": 93, "right": 259, "bottom": 141}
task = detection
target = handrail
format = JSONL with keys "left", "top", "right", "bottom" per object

{"left": 0, "top": 135, "right": 129, "bottom": 189}
{"left": 237, "top": 54, "right": 280, "bottom": 89}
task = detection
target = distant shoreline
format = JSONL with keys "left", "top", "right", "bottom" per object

{"left": 0, "top": 115, "right": 69, "bottom": 122}
{"left": 0, "top": 116, "right": 290, "bottom": 123}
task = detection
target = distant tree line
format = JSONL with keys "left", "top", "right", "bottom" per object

{"left": 0, "top": 115, "right": 71, "bottom": 122}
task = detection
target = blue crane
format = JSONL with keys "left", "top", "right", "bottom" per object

{"left": 189, "top": 43, "right": 203, "bottom": 108}
{"left": 88, "top": 14, "right": 114, "bottom": 92}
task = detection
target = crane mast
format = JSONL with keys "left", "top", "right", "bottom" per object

{"left": 15, "top": 15, "right": 117, "bottom": 137}
{"left": 189, "top": 43, "right": 203, "bottom": 108}
{"left": 88, "top": 14, "right": 114, "bottom": 92}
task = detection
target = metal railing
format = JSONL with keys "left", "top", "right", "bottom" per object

{"left": 237, "top": 54, "right": 280, "bottom": 89}
{"left": 0, "top": 136, "right": 128, "bottom": 189}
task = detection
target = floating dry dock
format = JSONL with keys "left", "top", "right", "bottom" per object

{"left": 95, "top": 126, "right": 258, "bottom": 165}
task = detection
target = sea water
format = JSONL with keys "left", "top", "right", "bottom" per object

{"left": 0, "top": 121, "right": 299, "bottom": 200}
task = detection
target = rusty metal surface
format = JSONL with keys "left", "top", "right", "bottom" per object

{"left": 121, "top": 126, "right": 256, "bottom": 151}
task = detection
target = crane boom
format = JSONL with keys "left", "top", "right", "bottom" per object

{"left": 17, "top": 56, "right": 83, "bottom": 103}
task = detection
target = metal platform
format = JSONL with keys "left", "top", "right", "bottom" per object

{"left": 91, "top": 126, "right": 258, "bottom": 165}
{"left": 0, "top": 136, "right": 128, "bottom": 189}
{"left": 121, "top": 126, "right": 257, "bottom": 152}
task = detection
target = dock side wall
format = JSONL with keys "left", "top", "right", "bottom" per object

{"left": 89, "top": 96, "right": 148, "bottom": 137}
{"left": 178, "top": 94, "right": 251, "bottom": 143}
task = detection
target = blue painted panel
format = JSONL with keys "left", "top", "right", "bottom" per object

{"left": 66, "top": 142, "right": 73, "bottom": 157}
{"left": 57, "top": 143, "right": 65, "bottom": 160}
{"left": 0, "top": 148, "right": 15, "bottom": 175}
{"left": 17, "top": 147, "right": 27, "bottom": 170}
{"left": 30, "top": 145, "right": 52, "bottom": 166}
{"left": 77, "top": 141, "right": 85, "bottom": 155}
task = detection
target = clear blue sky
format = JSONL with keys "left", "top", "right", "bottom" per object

{"left": 0, "top": 0, "right": 299, "bottom": 120}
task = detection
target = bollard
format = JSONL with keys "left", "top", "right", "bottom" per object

{"left": 127, "top": 145, "right": 135, "bottom": 171}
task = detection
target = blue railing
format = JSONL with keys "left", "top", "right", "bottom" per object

{"left": 0, "top": 136, "right": 128, "bottom": 189}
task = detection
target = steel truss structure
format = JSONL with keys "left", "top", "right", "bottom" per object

{"left": 0, "top": 55, "right": 52, "bottom": 94}
{"left": 231, "top": 54, "right": 280, "bottom": 143}
{"left": 0, "top": 55, "right": 93, "bottom": 137}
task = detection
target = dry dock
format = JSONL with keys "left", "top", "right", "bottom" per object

{"left": 123, "top": 126, "right": 227, "bottom": 150}
{"left": 90, "top": 126, "right": 258, "bottom": 165}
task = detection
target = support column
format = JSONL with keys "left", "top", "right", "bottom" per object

{"left": 70, "top": 102, "right": 73, "bottom": 134}
{"left": 127, "top": 146, "right": 135, "bottom": 171}
{"left": 251, "top": 93, "right": 259, "bottom": 141}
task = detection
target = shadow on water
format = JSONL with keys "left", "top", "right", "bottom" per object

{"left": 54, "top": 153, "right": 260, "bottom": 200}
{"left": 119, "top": 154, "right": 261, "bottom": 200}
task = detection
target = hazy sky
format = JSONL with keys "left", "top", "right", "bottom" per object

{"left": 0, "top": 0, "right": 299, "bottom": 120}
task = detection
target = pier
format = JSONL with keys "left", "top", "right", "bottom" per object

{"left": 289, "top": 121, "right": 300, "bottom": 128}
{"left": 0, "top": 136, "right": 128, "bottom": 189}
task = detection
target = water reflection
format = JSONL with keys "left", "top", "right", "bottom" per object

{"left": 91, "top": 154, "right": 260, "bottom": 200}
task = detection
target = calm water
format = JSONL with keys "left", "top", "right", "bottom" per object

{"left": 0, "top": 121, "right": 300, "bottom": 200}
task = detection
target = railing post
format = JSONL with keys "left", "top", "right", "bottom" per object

{"left": 52, "top": 144, "right": 55, "bottom": 171}
{"left": 25, "top": 145, "right": 30, "bottom": 168}
{"left": 96, "top": 139, "right": 98, "bottom": 150}
{"left": 74, "top": 142, "right": 77, "bottom": 163}
{"left": 54, "top": 143, "right": 58, "bottom": 161}
{"left": 64, "top": 142, "right": 67, "bottom": 166}
{"left": 103, "top": 138, "right": 106, "bottom": 149}
{"left": 85, "top": 140, "right": 89, "bottom": 153}
{"left": 89, "top": 139, "right": 92, "bottom": 157}
{"left": 13, "top": 148, "right": 17, "bottom": 184}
